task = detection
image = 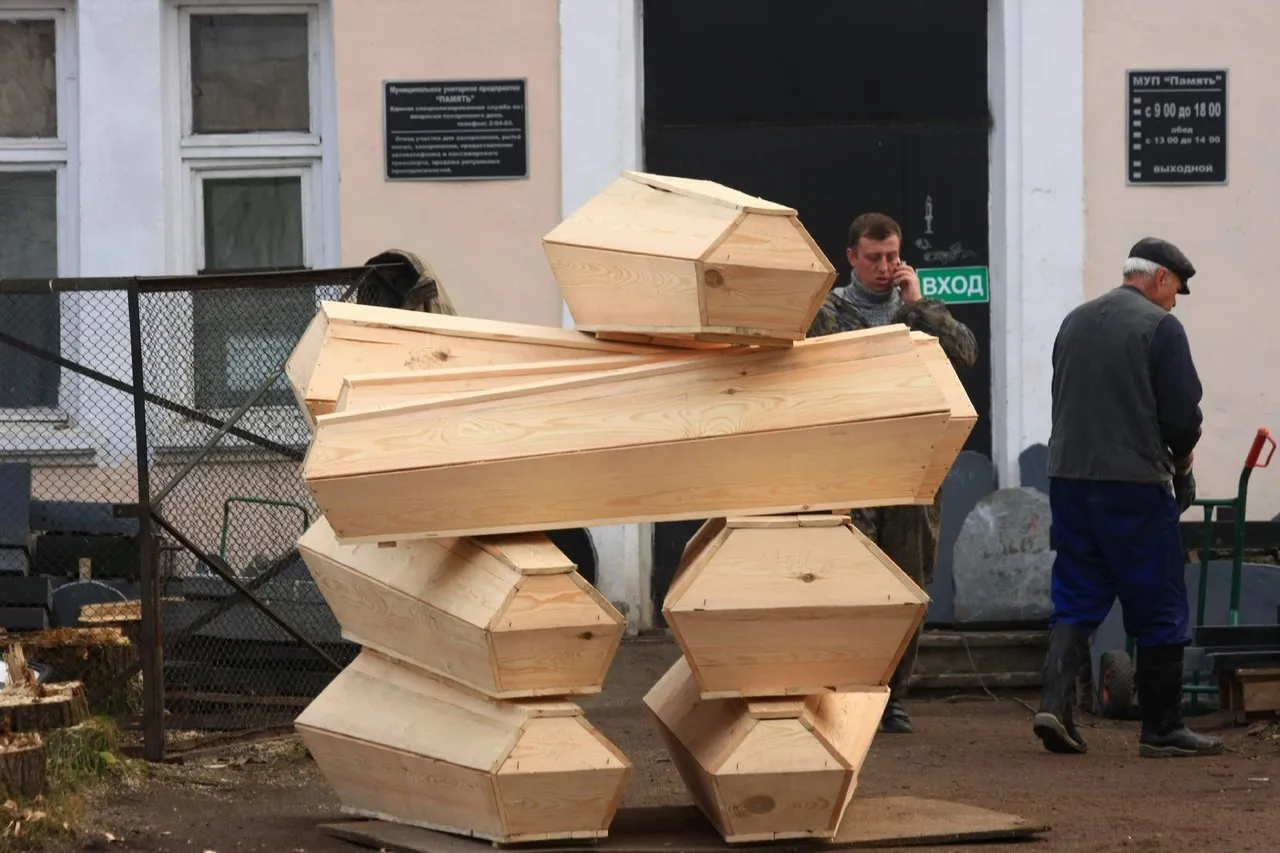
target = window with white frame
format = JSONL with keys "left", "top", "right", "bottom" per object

{"left": 174, "top": 2, "right": 326, "bottom": 414}
{"left": 0, "top": 4, "right": 74, "bottom": 420}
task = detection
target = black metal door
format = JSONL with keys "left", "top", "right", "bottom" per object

{"left": 642, "top": 0, "right": 992, "bottom": 625}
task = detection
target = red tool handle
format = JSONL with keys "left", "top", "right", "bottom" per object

{"left": 1245, "top": 427, "right": 1276, "bottom": 469}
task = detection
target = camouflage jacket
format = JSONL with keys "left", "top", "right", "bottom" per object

{"left": 808, "top": 282, "right": 979, "bottom": 583}
{"left": 808, "top": 286, "right": 979, "bottom": 373}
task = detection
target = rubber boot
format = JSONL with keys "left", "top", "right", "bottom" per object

{"left": 1136, "top": 644, "right": 1223, "bottom": 758}
{"left": 880, "top": 698, "right": 913, "bottom": 734}
{"left": 1033, "top": 622, "right": 1090, "bottom": 754}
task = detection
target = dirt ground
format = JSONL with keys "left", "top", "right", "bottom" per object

{"left": 40, "top": 637, "right": 1280, "bottom": 853}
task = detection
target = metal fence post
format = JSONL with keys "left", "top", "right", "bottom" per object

{"left": 127, "top": 281, "right": 165, "bottom": 761}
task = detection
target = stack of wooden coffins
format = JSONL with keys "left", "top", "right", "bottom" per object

{"left": 288, "top": 170, "right": 976, "bottom": 845}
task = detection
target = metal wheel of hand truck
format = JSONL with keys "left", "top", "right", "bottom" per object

{"left": 1095, "top": 427, "right": 1276, "bottom": 719}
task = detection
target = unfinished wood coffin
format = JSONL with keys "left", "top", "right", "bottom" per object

{"left": 644, "top": 655, "right": 886, "bottom": 843}
{"left": 297, "top": 516, "right": 625, "bottom": 698}
{"left": 543, "top": 171, "right": 837, "bottom": 346}
{"left": 297, "top": 649, "right": 633, "bottom": 843}
{"left": 664, "top": 515, "right": 929, "bottom": 698}
{"left": 911, "top": 331, "right": 979, "bottom": 499}
{"left": 284, "top": 300, "right": 669, "bottom": 425}
{"left": 332, "top": 354, "right": 712, "bottom": 414}
{"left": 304, "top": 324, "right": 974, "bottom": 542}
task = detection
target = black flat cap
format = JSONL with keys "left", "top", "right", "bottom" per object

{"left": 1129, "top": 237, "right": 1195, "bottom": 294}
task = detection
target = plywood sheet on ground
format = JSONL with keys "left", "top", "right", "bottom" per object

{"left": 318, "top": 798, "right": 1049, "bottom": 851}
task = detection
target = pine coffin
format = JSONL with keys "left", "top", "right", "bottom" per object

{"left": 296, "top": 648, "right": 633, "bottom": 843}
{"left": 284, "top": 300, "right": 668, "bottom": 425}
{"left": 332, "top": 354, "right": 712, "bottom": 415}
{"left": 297, "top": 517, "right": 624, "bottom": 698}
{"left": 543, "top": 171, "right": 837, "bottom": 346}
{"left": 302, "top": 324, "right": 975, "bottom": 542}
{"left": 910, "top": 331, "right": 979, "bottom": 500}
{"left": 663, "top": 515, "right": 929, "bottom": 698}
{"left": 644, "top": 655, "right": 886, "bottom": 843}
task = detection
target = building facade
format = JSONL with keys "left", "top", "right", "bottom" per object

{"left": 0, "top": 0, "right": 1270, "bottom": 631}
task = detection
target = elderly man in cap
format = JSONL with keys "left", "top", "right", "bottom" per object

{"left": 1033, "top": 236, "right": 1220, "bottom": 758}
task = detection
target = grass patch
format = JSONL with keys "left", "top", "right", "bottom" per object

{"left": 0, "top": 717, "right": 138, "bottom": 852}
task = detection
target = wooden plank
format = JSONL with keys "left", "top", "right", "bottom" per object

{"left": 285, "top": 301, "right": 661, "bottom": 423}
{"left": 335, "top": 356, "right": 678, "bottom": 414}
{"left": 319, "top": 797, "right": 1049, "bottom": 851}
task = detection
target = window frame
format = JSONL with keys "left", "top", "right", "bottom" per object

{"left": 0, "top": 1, "right": 79, "bottom": 425}
{"left": 159, "top": 0, "right": 336, "bottom": 454}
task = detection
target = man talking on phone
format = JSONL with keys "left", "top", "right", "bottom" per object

{"left": 808, "top": 212, "right": 979, "bottom": 734}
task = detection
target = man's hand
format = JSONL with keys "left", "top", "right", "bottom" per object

{"left": 1173, "top": 468, "right": 1196, "bottom": 512}
{"left": 1173, "top": 451, "right": 1194, "bottom": 472}
{"left": 893, "top": 262, "right": 922, "bottom": 304}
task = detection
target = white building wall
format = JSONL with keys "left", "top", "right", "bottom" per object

{"left": 558, "top": 0, "right": 651, "bottom": 633}
{"left": 987, "top": 0, "right": 1086, "bottom": 488}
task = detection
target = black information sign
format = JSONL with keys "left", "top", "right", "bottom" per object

{"left": 383, "top": 79, "right": 528, "bottom": 181}
{"left": 1127, "top": 69, "right": 1227, "bottom": 185}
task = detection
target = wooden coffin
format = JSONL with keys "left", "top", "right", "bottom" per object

{"left": 644, "top": 655, "right": 886, "bottom": 843}
{"left": 543, "top": 171, "right": 837, "bottom": 346}
{"left": 303, "top": 324, "right": 973, "bottom": 542}
{"left": 911, "top": 331, "right": 979, "bottom": 500}
{"left": 284, "top": 300, "right": 667, "bottom": 425}
{"left": 664, "top": 515, "right": 928, "bottom": 698}
{"left": 297, "top": 648, "right": 633, "bottom": 843}
{"left": 333, "top": 354, "right": 709, "bottom": 414}
{"left": 297, "top": 517, "right": 625, "bottom": 698}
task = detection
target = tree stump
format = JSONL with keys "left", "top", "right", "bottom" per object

{"left": 1, "top": 642, "right": 91, "bottom": 733}
{"left": 0, "top": 682, "right": 91, "bottom": 732}
{"left": 0, "top": 731, "right": 47, "bottom": 800}
{"left": 0, "top": 627, "right": 138, "bottom": 715}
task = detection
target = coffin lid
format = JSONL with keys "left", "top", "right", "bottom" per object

{"left": 543, "top": 171, "right": 824, "bottom": 265}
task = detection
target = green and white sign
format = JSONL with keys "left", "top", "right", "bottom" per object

{"left": 919, "top": 265, "right": 989, "bottom": 305}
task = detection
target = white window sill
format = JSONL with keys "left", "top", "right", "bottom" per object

{"left": 0, "top": 423, "right": 99, "bottom": 466}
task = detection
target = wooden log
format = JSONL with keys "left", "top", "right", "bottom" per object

{"left": 0, "top": 731, "right": 46, "bottom": 800}
{"left": 644, "top": 655, "right": 886, "bottom": 843}
{"left": 284, "top": 300, "right": 673, "bottom": 426}
{"left": 304, "top": 324, "right": 973, "bottom": 542}
{"left": 296, "top": 648, "right": 633, "bottom": 844}
{"left": 543, "top": 171, "right": 837, "bottom": 345}
{"left": 297, "top": 518, "right": 625, "bottom": 698}
{"left": 663, "top": 515, "right": 929, "bottom": 698}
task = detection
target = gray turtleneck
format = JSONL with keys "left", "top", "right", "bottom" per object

{"left": 828, "top": 272, "right": 905, "bottom": 328}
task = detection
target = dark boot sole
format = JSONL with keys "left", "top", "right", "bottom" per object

{"left": 1033, "top": 713, "right": 1088, "bottom": 754}
{"left": 1139, "top": 742, "right": 1224, "bottom": 758}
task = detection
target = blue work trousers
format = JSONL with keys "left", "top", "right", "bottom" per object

{"left": 1048, "top": 477, "right": 1190, "bottom": 648}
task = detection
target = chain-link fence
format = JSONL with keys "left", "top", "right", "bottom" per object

{"left": 0, "top": 264, "right": 407, "bottom": 758}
